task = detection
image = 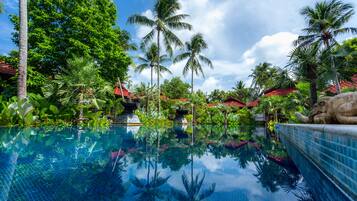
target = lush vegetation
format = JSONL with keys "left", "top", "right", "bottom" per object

{"left": 0, "top": 0, "right": 356, "bottom": 128}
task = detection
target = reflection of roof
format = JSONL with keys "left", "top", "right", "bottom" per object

{"left": 247, "top": 99, "right": 259, "bottom": 107}
{"left": 114, "top": 84, "right": 132, "bottom": 98}
{"left": 264, "top": 88, "right": 296, "bottom": 97}
{"left": 326, "top": 74, "right": 357, "bottom": 94}
{"left": 0, "top": 61, "right": 16, "bottom": 75}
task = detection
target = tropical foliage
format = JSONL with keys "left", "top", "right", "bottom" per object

{"left": 295, "top": 0, "right": 357, "bottom": 93}
{"left": 10, "top": 0, "right": 132, "bottom": 82}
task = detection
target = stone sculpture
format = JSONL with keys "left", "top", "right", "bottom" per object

{"left": 296, "top": 92, "right": 357, "bottom": 124}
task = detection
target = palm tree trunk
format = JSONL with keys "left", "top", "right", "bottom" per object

{"left": 18, "top": 0, "right": 28, "bottom": 100}
{"left": 310, "top": 78, "right": 318, "bottom": 107}
{"left": 154, "top": 130, "right": 160, "bottom": 185}
{"left": 326, "top": 40, "right": 341, "bottom": 94}
{"left": 150, "top": 66, "right": 153, "bottom": 87}
{"left": 331, "top": 56, "right": 341, "bottom": 94}
{"left": 191, "top": 67, "right": 194, "bottom": 125}
{"left": 157, "top": 30, "right": 161, "bottom": 117}
{"left": 79, "top": 93, "right": 84, "bottom": 123}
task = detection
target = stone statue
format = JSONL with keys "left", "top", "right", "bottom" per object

{"left": 296, "top": 92, "right": 357, "bottom": 124}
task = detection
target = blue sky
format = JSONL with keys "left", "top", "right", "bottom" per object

{"left": 1, "top": 0, "right": 356, "bottom": 92}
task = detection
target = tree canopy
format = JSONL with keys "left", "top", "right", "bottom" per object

{"left": 161, "top": 77, "right": 190, "bottom": 99}
{"left": 10, "top": 0, "right": 132, "bottom": 82}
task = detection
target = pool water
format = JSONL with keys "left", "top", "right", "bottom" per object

{"left": 0, "top": 126, "right": 314, "bottom": 201}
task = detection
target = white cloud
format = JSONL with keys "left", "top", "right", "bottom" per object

{"left": 243, "top": 32, "right": 298, "bottom": 67}
{"left": 130, "top": 32, "right": 298, "bottom": 92}
{"left": 197, "top": 76, "right": 223, "bottom": 93}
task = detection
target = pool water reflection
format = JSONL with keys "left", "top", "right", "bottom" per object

{"left": 0, "top": 126, "right": 314, "bottom": 201}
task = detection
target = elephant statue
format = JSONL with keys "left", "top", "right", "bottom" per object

{"left": 296, "top": 92, "right": 357, "bottom": 124}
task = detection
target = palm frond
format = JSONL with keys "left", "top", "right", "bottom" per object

{"left": 135, "top": 64, "right": 150, "bottom": 73}
{"left": 141, "top": 29, "right": 156, "bottom": 49}
{"left": 167, "top": 22, "right": 192, "bottom": 30}
{"left": 163, "top": 27, "right": 183, "bottom": 47}
{"left": 127, "top": 15, "right": 155, "bottom": 27}
{"left": 165, "top": 14, "right": 190, "bottom": 23}
{"left": 174, "top": 52, "right": 190, "bottom": 63}
{"left": 158, "top": 65, "right": 172, "bottom": 74}
{"left": 199, "top": 55, "right": 213, "bottom": 69}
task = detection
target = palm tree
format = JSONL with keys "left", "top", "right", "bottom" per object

{"left": 131, "top": 130, "right": 169, "bottom": 201}
{"left": 289, "top": 45, "right": 320, "bottom": 107}
{"left": 43, "top": 57, "right": 112, "bottom": 122}
{"left": 174, "top": 34, "right": 213, "bottom": 123}
{"left": 18, "top": 0, "right": 28, "bottom": 99}
{"left": 250, "top": 63, "right": 278, "bottom": 93}
{"left": 135, "top": 43, "right": 171, "bottom": 87}
{"left": 128, "top": 0, "right": 192, "bottom": 116}
{"left": 295, "top": 0, "right": 357, "bottom": 94}
{"left": 232, "top": 81, "right": 249, "bottom": 101}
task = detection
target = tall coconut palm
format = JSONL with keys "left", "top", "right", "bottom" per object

{"left": 295, "top": 0, "right": 357, "bottom": 94}
{"left": 18, "top": 0, "right": 28, "bottom": 99}
{"left": 135, "top": 43, "right": 172, "bottom": 88}
{"left": 288, "top": 45, "right": 320, "bottom": 107}
{"left": 174, "top": 34, "right": 213, "bottom": 123}
{"left": 128, "top": 0, "right": 192, "bottom": 116}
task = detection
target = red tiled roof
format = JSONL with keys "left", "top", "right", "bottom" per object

{"left": 326, "top": 75, "right": 357, "bottom": 94}
{"left": 223, "top": 98, "right": 246, "bottom": 108}
{"left": 173, "top": 98, "right": 189, "bottom": 103}
{"left": 208, "top": 98, "right": 246, "bottom": 108}
{"left": 207, "top": 103, "right": 217, "bottom": 108}
{"left": 114, "top": 84, "right": 132, "bottom": 98}
{"left": 0, "top": 61, "right": 16, "bottom": 75}
{"left": 264, "top": 88, "right": 296, "bottom": 97}
{"left": 247, "top": 99, "right": 259, "bottom": 107}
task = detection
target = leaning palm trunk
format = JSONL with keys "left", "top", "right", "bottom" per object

{"left": 18, "top": 0, "right": 28, "bottom": 100}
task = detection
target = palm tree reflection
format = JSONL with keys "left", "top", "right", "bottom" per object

{"left": 131, "top": 129, "right": 170, "bottom": 201}
{"left": 171, "top": 126, "right": 216, "bottom": 201}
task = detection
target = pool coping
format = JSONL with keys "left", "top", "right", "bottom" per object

{"left": 277, "top": 124, "right": 357, "bottom": 137}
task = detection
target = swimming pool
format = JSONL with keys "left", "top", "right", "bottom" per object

{"left": 0, "top": 126, "right": 313, "bottom": 201}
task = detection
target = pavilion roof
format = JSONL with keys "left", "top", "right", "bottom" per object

{"left": 114, "top": 84, "right": 132, "bottom": 98}
{"left": 223, "top": 97, "right": 246, "bottom": 108}
{"left": 0, "top": 61, "right": 16, "bottom": 75}
{"left": 172, "top": 98, "right": 189, "bottom": 103}
{"left": 247, "top": 99, "right": 259, "bottom": 108}
{"left": 325, "top": 74, "right": 357, "bottom": 94}
{"left": 263, "top": 88, "right": 296, "bottom": 97}
{"left": 208, "top": 97, "right": 246, "bottom": 108}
